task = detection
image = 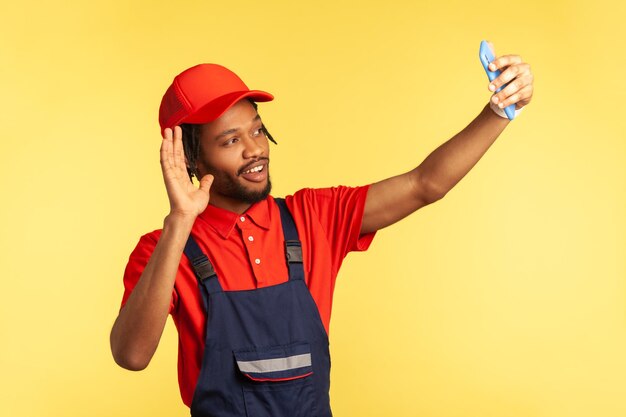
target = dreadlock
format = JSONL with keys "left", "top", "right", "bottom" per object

{"left": 181, "top": 99, "right": 276, "bottom": 181}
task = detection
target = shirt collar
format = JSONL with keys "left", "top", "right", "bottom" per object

{"left": 197, "top": 196, "right": 273, "bottom": 239}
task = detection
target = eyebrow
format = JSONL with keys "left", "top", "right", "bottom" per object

{"left": 214, "top": 114, "right": 262, "bottom": 140}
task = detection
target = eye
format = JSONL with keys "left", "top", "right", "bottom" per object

{"left": 252, "top": 127, "right": 265, "bottom": 137}
{"left": 223, "top": 137, "right": 239, "bottom": 146}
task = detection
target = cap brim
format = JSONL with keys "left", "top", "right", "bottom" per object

{"left": 182, "top": 90, "right": 274, "bottom": 125}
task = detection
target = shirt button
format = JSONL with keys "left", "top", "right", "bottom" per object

{"left": 240, "top": 216, "right": 245, "bottom": 222}
{"left": 254, "top": 258, "right": 261, "bottom": 265}
{"left": 248, "top": 236, "right": 254, "bottom": 242}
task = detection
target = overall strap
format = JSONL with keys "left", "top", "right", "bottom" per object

{"left": 183, "top": 234, "right": 223, "bottom": 296}
{"left": 275, "top": 198, "right": 305, "bottom": 282}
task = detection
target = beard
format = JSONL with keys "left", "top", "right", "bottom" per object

{"left": 208, "top": 166, "right": 272, "bottom": 205}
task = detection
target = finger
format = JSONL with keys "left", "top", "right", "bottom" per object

{"left": 488, "top": 54, "right": 523, "bottom": 72}
{"left": 496, "top": 84, "right": 533, "bottom": 109}
{"left": 198, "top": 174, "right": 214, "bottom": 196}
{"left": 489, "top": 62, "right": 531, "bottom": 92}
{"left": 172, "top": 126, "right": 185, "bottom": 171}
{"left": 160, "top": 128, "right": 174, "bottom": 171}
{"left": 162, "top": 127, "right": 172, "bottom": 140}
{"left": 491, "top": 72, "right": 533, "bottom": 105}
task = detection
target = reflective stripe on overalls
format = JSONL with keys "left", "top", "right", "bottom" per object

{"left": 183, "top": 198, "right": 332, "bottom": 417}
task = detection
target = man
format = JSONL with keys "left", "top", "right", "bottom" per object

{"left": 111, "top": 52, "right": 534, "bottom": 416}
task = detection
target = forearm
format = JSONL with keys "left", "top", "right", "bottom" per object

{"left": 417, "top": 104, "right": 509, "bottom": 198}
{"left": 110, "top": 213, "right": 195, "bottom": 370}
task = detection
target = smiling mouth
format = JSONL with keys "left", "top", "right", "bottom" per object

{"left": 239, "top": 159, "right": 269, "bottom": 176}
{"left": 242, "top": 164, "right": 265, "bottom": 175}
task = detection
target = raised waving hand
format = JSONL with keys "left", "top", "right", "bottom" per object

{"left": 160, "top": 126, "right": 214, "bottom": 218}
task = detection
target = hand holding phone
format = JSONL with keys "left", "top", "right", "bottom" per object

{"left": 479, "top": 40, "right": 516, "bottom": 120}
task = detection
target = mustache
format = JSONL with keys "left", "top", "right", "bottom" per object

{"left": 238, "top": 157, "right": 269, "bottom": 176}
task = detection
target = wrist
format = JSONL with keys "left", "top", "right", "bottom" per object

{"left": 164, "top": 211, "right": 196, "bottom": 230}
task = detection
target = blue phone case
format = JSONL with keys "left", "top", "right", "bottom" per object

{"left": 479, "top": 40, "right": 515, "bottom": 120}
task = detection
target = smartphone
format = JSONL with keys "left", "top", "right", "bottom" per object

{"left": 479, "top": 40, "right": 516, "bottom": 120}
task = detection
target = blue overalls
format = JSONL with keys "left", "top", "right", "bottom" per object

{"left": 183, "top": 198, "right": 333, "bottom": 417}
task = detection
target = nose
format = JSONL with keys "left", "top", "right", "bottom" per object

{"left": 242, "top": 136, "right": 265, "bottom": 159}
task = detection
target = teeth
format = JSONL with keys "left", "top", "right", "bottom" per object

{"left": 244, "top": 165, "right": 264, "bottom": 174}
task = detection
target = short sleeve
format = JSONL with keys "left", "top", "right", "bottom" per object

{"left": 120, "top": 230, "right": 178, "bottom": 314}
{"left": 287, "top": 185, "right": 376, "bottom": 275}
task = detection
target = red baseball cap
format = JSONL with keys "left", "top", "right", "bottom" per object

{"left": 158, "top": 63, "right": 274, "bottom": 134}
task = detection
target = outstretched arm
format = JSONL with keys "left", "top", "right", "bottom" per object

{"left": 361, "top": 51, "right": 534, "bottom": 234}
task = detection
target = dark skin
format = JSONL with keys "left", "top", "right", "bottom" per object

{"left": 193, "top": 100, "right": 271, "bottom": 214}
{"left": 110, "top": 49, "right": 534, "bottom": 370}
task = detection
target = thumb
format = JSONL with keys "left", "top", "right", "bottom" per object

{"left": 198, "top": 174, "right": 214, "bottom": 195}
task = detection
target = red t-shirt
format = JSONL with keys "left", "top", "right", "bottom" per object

{"left": 121, "top": 186, "right": 375, "bottom": 406}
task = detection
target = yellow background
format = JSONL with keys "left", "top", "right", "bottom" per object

{"left": 1, "top": 0, "right": 625, "bottom": 416}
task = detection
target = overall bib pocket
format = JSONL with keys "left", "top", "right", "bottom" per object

{"left": 234, "top": 342, "right": 317, "bottom": 417}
